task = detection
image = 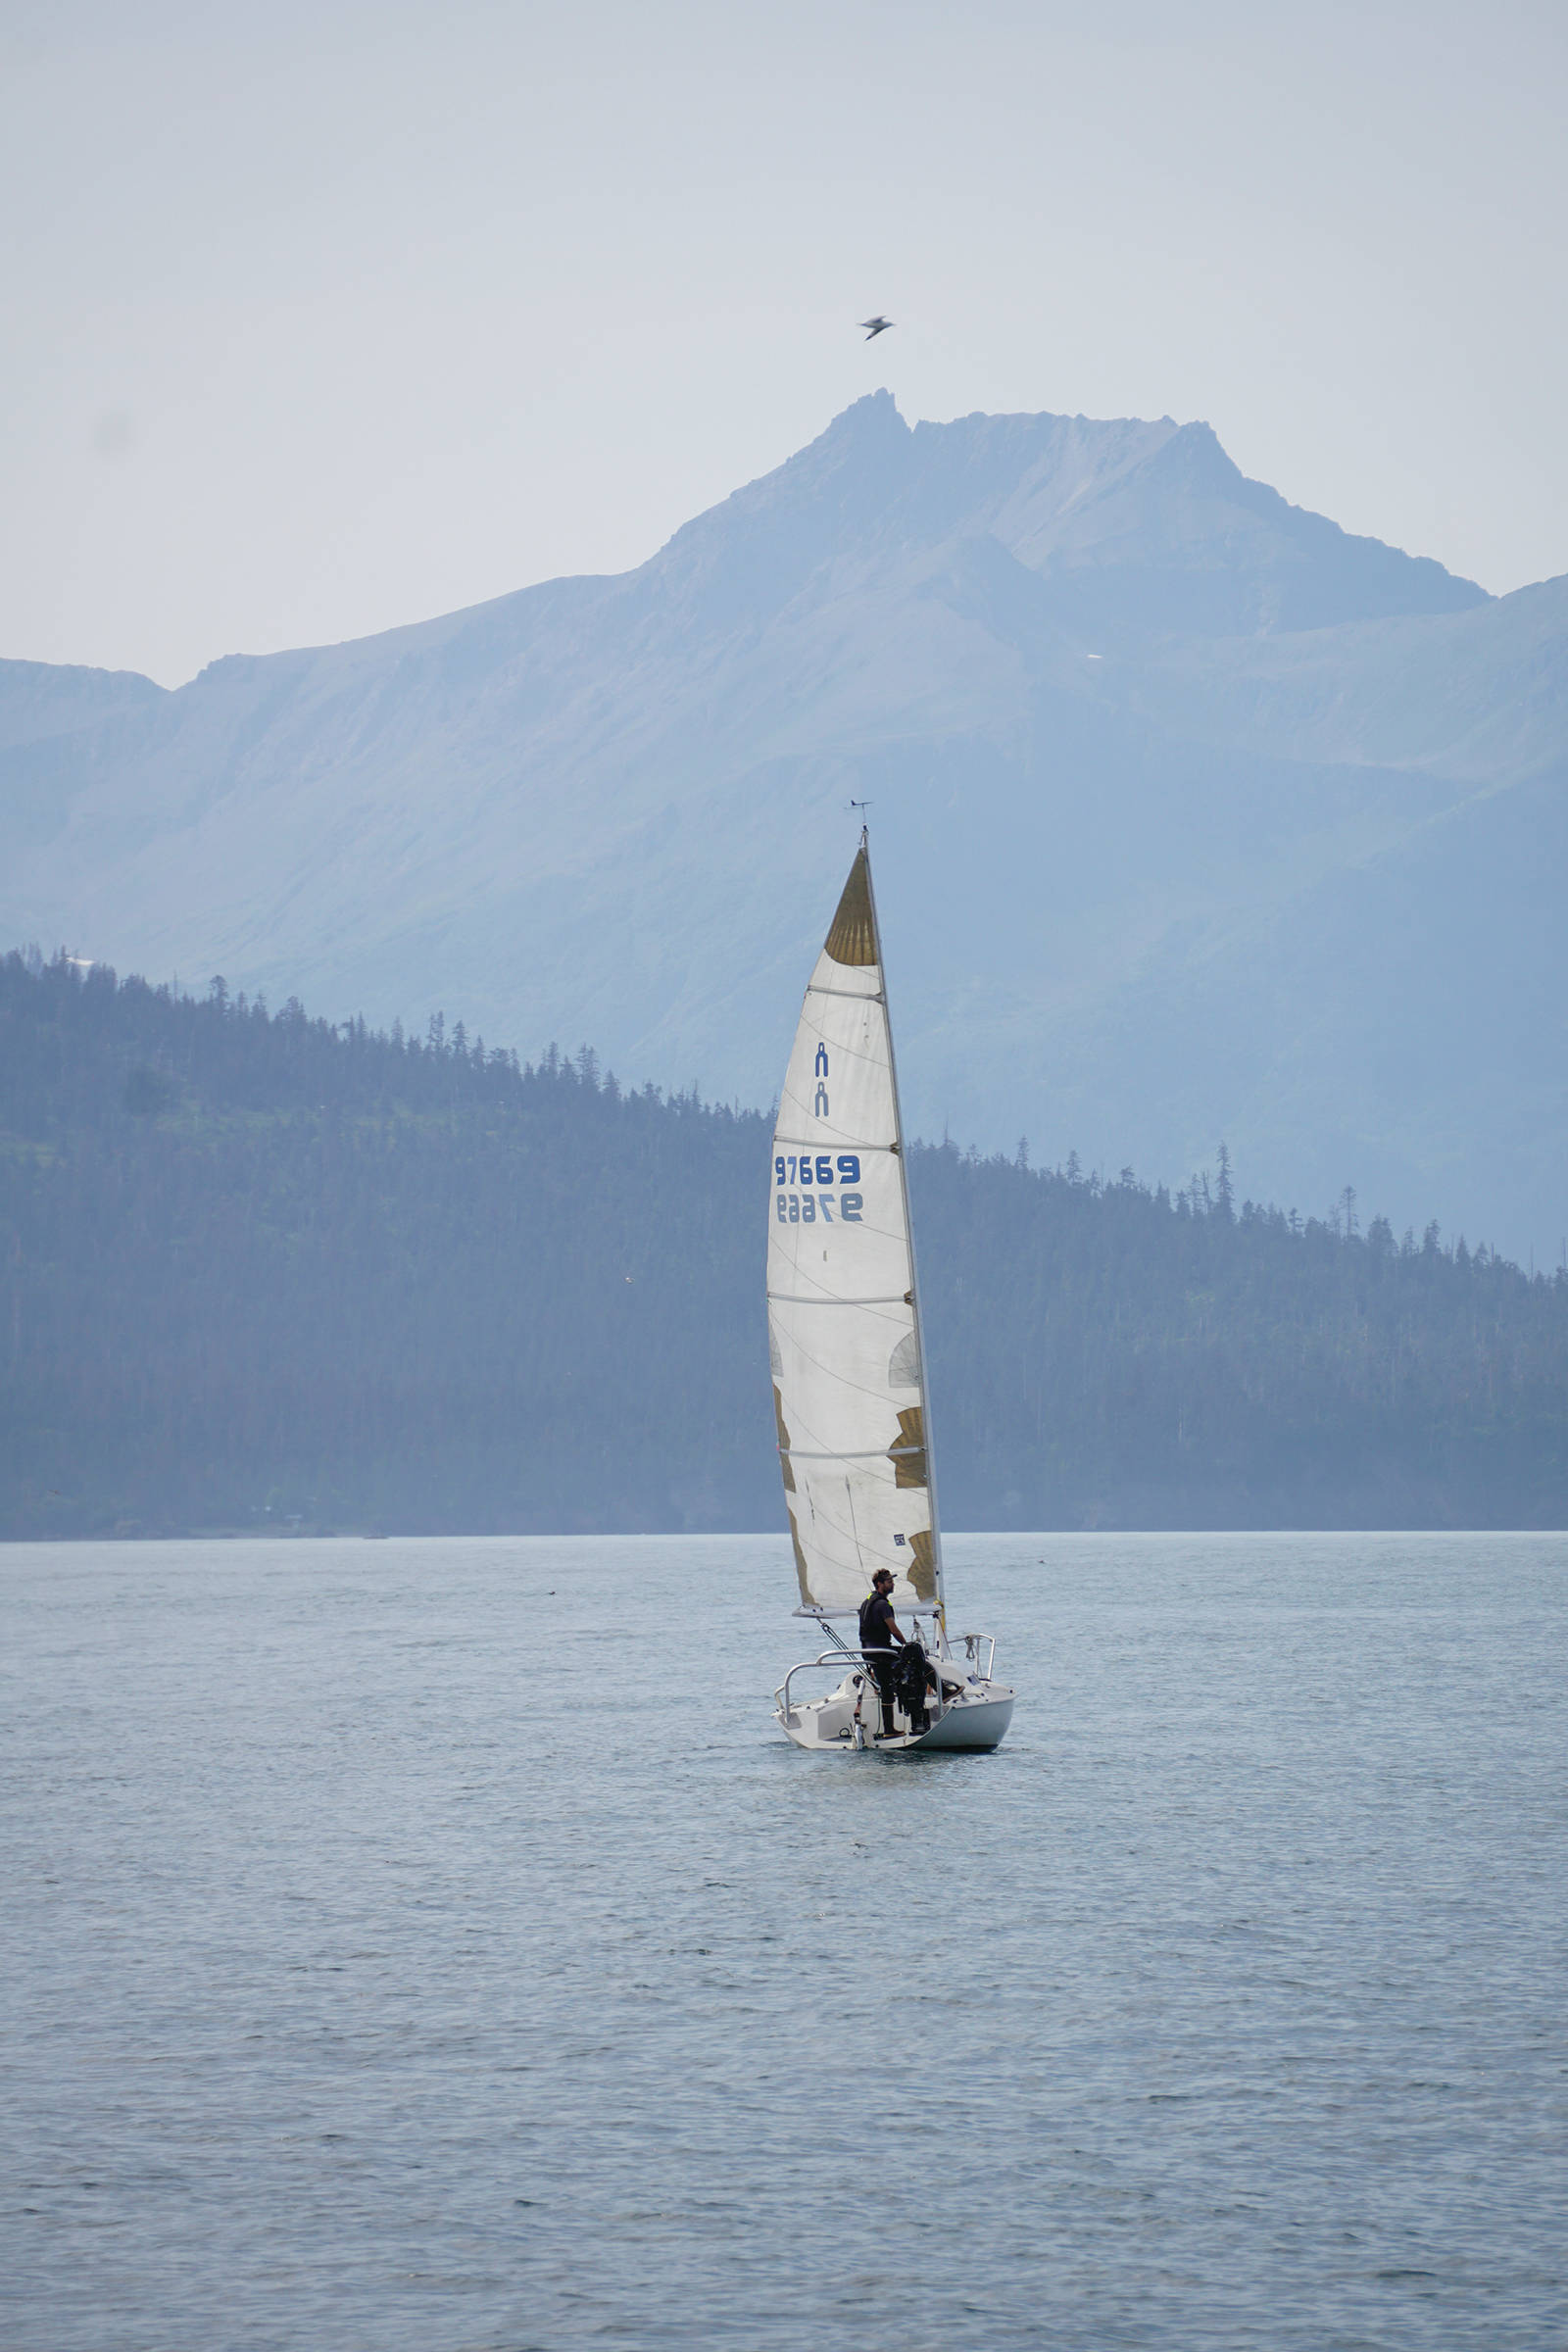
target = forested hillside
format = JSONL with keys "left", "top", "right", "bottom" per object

{"left": 3, "top": 949, "right": 1564, "bottom": 1538}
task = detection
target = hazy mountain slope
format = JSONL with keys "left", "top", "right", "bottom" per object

{"left": 1134, "top": 569, "right": 1568, "bottom": 782}
{"left": 0, "top": 659, "right": 164, "bottom": 752}
{"left": 1, "top": 394, "right": 1561, "bottom": 1259}
{"left": 0, "top": 661, "right": 169, "bottom": 859}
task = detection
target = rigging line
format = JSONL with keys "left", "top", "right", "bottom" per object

{"left": 859, "top": 837, "right": 946, "bottom": 1607}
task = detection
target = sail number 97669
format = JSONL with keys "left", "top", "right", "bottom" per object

{"left": 777, "top": 1155, "right": 859, "bottom": 1186}
{"left": 775, "top": 1152, "right": 862, "bottom": 1226}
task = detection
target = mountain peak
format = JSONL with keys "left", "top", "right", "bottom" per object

{"left": 645, "top": 397, "right": 1483, "bottom": 646}
{"left": 819, "top": 386, "right": 907, "bottom": 437}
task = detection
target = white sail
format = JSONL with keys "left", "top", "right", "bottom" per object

{"left": 766, "top": 841, "right": 945, "bottom": 1619}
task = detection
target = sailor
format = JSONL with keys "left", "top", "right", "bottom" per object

{"left": 858, "top": 1567, "right": 907, "bottom": 1739}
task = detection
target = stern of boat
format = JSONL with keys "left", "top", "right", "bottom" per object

{"left": 774, "top": 1634, "right": 1013, "bottom": 1754}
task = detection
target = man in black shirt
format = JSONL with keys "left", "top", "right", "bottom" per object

{"left": 858, "top": 1568, "right": 907, "bottom": 1739}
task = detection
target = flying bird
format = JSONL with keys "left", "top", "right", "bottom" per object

{"left": 858, "top": 316, "right": 894, "bottom": 340}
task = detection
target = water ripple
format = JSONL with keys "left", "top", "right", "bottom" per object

{"left": 3, "top": 1531, "right": 1565, "bottom": 2349}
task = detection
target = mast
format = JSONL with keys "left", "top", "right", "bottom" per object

{"left": 860, "top": 829, "right": 948, "bottom": 1629}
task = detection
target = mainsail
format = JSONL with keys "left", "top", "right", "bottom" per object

{"left": 767, "top": 839, "right": 945, "bottom": 1618}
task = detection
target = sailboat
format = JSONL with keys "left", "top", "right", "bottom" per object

{"left": 769, "top": 835, "right": 1015, "bottom": 1753}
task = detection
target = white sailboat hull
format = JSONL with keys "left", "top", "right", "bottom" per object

{"left": 775, "top": 1664, "right": 1014, "bottom": 1754}
{"left": 903, "top": 1691, "right": 1014, "bottom": 1750}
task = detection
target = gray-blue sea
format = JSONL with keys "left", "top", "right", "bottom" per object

{"left": 4, "top": 1532, "right": 1565, "bottom": 2351}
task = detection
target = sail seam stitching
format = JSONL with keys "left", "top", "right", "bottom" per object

{"left": 767, "top": 1293, "right": 906, "bottom": 1305}
{"left": 782, "top": 1447, "right": 925, "bottom": 1460}
{"left": 771, "top": 1137, "right": 898, "bottom": 1152}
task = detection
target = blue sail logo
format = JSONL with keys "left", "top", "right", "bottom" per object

{"left": 813, "top": 1042, "right": 829, "bottom": 1117}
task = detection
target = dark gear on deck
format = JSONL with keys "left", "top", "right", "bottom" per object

{"left": 893, "top": 1640, "right": 939, "bottom": 1736}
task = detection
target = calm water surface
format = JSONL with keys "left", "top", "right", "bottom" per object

{"left": 3, "top": 1532, "right": 1565, "bottom": 2350}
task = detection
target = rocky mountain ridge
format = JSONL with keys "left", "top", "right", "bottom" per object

{"left": 2, "top": 393, "right": 1562, "bottom": 1257}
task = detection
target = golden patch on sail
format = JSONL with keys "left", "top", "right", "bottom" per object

{"left": 906, "top": 1527, "right": 938, "bottom": 1602}
{"left": 771, "top": 1384, "right": 796, "bottom": 1492}
{"left": 888, "top": 1405, "right": 927, "bottom": 1489}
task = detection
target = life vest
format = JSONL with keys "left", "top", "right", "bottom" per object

{"left": 858, "top": 1592, "right": 891, "bottom": 1652}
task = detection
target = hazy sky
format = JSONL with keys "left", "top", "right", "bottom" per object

{"left": 4, "top": 0, "right": 1566, "bottom": 686}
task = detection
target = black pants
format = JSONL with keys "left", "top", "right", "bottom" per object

{"left": 868, "top": 1653, "right": 898, "bottom": 1735}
